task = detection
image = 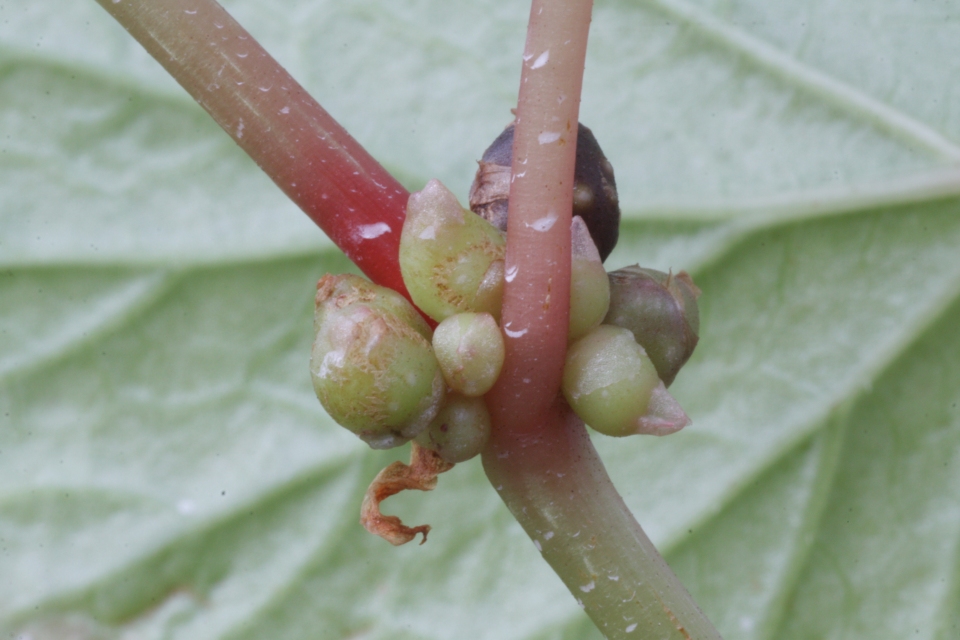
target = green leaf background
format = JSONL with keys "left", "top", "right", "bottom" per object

{"left": 3, "top": 0, "right": 960, "bottom": 638}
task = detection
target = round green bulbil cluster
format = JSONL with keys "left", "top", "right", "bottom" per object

{"left": 310, "top": 266, "right": 501, "bottom": 459}
{"left": 311, "top": 174, "right": 701, "bottom": 456}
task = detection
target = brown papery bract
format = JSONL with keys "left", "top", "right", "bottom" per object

{"left": 361, "top": 442, "right": 454, "bottom": 545}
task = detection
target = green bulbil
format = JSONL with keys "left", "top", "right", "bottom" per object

{"left": 310, "top": 274, "right": 445, "bottom": 449}
{"left": 604, "top": 266, "right": 700, "bottom": 387}
{"left": 400, "top": 179, "right": 506, "bottom": 323}
{"left": 432, "top": 312, "right": 505, "bottom": 397}
{"left": 563, "top": 324, "right": 691, "bottom": 437}
{"left": 415, "top": 393, "right": 492, "bottom": 463}
{"left": 568, "top": 216, "right": 610, "bottom": 341}
{"left": 562, "top": 325, "right": 661, "bottom": 437}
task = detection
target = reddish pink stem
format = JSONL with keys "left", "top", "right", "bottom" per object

{"left": 481, "top": 2, "right": 723, "bottom": 637}
{"left": 486, "top": 0, "right": 592, "bottom": 428}
{"left": 95, "top": 0, "right": 409, "bottom": 296}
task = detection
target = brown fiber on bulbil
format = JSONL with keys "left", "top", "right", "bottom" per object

{"left": 311, "top": 274, "right": 444, "bottom": 449}
{"left": 429, "top": 243, "right": 505, "bottom": 318}
{"left": 401, "top": 180, "right": 506, "bottom": 323}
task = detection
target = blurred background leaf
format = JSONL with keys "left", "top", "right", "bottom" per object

{"left": 2, "top": 1, "right": 959, "bottom": 638}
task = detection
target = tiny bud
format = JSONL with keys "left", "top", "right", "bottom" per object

{"left": 638, "top": 382, "right": 692, "bottom": 436}
{"left": 401, "top": 179, "right": 506, "bottom": 323}
{"left": 415, "top": 393, "right": 492, "bottom": 463}
{"left": 432, "top": 312, "right": 505, "bottom": 397}
{"left": 568, "top": 216, "right": 610, "bottom": 341}
{"left": 604, "top": 266, "right": 701, "bottom": 387}
{"left": 310, "top": 274, "right": 445, "bottom": 449}
{"left": 562, "top": 325, "right": 689, "bottom": 437}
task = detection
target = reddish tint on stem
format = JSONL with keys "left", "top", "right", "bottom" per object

{"left": 483, "top": 1, "right": 722, "bottom": 636}
{"left": 95, "top": 0, "right": 409, "bottom": 297}
{"left": 96, "top": 1, "right": 721, "bottom": 634}
{"left": 486, "top": 0, "right": 591, "bottom": 436}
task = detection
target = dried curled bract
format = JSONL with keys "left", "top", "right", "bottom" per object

{"left": 360, "top": 442, "right": 455, "bottom": 545}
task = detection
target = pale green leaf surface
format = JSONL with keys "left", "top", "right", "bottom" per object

{"left": 2, "top": 0, "right": 960, "bottom": 639}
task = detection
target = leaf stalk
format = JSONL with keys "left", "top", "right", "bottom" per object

{"left": 95, "top": 0, "right": 722, "bottom": 636}
{"left": 94, "top": 0, "right": 410, "bottom": 296}
{"left": 482, "top": 0, "right": 722, "bottom": 637}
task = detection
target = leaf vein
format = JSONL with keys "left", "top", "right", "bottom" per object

{"left": 645, "top": 0, "right": 960, "bottom": 161}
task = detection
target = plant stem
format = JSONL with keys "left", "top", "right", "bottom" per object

{"left": 97, "top": 0, "right": 722, "bottom": 636}
{"left": 482, "top": 1, "right": 722, "bottom": 637}
{"left": 94, "top": 0, "right": 410, "bottom": 297}
{"left": 486, "top": 0, "right": 585, "bottom": 421}
{"left": 484, "top": 404, "right": 720, "bottom": 640}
